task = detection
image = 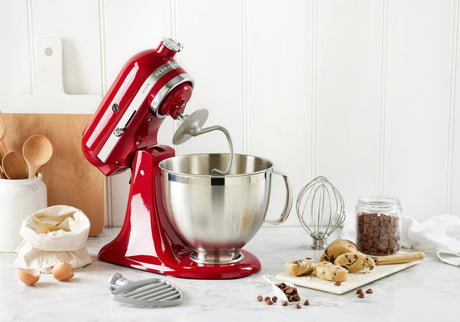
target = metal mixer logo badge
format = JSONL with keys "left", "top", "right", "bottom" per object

{"left": 154, "top": 61, "right": 180, "bottom": 79}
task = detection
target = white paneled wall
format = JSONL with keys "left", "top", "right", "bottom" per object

{"left": 454, "top": 0, "right": 460, "bottom": 216}
{"left": 246, "top": 0, "right": 312, "bottom": 222}
{"left": 315, "top": 0, "right": 383, "bottom": 212}
{"left": 1, "top": 0, "right": 459, "bottom": 226}
{"left": 384, "top": 0, "right": 454, "bottom": 220}
{"left": 32, "top": 0, "right": 102, "bottom": 95}
{"left": 176, "top": 0, "right": 244, "bottom": 155}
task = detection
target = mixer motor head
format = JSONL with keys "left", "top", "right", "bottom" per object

{"left": 82, "top": 39, "right": 194, "bottom": 176}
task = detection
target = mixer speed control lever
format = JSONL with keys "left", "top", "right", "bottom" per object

{"left": 113, "top": 110, "right": 137, "bottom": 137}
{"left": 113, "top": 128, "right": 124, "bottom": 137}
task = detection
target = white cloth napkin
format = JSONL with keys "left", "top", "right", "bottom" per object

{"left": 401, "top": 214, "right": 460, "bottom": 266}
{"left": 436, "top": 251, "right": 460, "bottom": 266}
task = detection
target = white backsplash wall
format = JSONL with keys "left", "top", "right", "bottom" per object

{"left": 1, "top": 0, "right": 459, "bottom": 226}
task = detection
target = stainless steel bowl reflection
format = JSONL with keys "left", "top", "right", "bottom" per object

{"left": 159, "top": 153, "right": 292, "bottom": 264}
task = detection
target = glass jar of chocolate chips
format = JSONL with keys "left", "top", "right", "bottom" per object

{"left": 356, "top": 195, "right": 402, "bottom": 256}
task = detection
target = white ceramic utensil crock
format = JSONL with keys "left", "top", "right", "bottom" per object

{"left": 0, "top": 174, "right": 47, "bottom": 252}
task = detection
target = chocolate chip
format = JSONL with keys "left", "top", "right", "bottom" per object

{"left": 356, "top": 288, "right": 363, "bottom": 294}
{"left": 282, "top": 300, "right": 288, "bottom": 306}
{"left": 257, "top": 295, "right": 263, "bottom": 301}
{"left": 334, "top": 281, "right": 341, "bottom": 286}
{"left": 358, "top": 293, "right": 365, "bottom": 298}
{"left": 303, "top": 299, "right": 310, "bottom": 306}
{"left": 272, "top": 296, "right": 278, "bottom": 302}
{"left": 285, "top": 287, "right": 295, "bottom": 295}
{"left": 295, "top": 304, "right": 301, "bottom": 309}
{"left": 289, "top": 294, "right": 300, "bottom": 302}
{"left": 366, "top": 288, "right": 373, "bottom": 294}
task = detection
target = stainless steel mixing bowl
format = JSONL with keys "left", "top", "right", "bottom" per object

{"left": 159, "top": 153, "right": 292, "bottom": 264}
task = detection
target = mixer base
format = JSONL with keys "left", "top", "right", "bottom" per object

{"left": 98, "top": 248, "right": 261, "bottom": 279}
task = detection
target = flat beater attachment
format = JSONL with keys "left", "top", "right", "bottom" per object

{"left": 109, "top": 272, "right": 183, "bottom": 307}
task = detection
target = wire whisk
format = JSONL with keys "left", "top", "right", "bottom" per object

{"left": 296, "top": 176, "right": 346, "bottom": 249}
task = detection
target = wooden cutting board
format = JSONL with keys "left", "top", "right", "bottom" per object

{"left": 2, "top": 113, "right": 104, "bottom": 236}
{"left": 276, "top": 261, "right": 419, "bottom": 294}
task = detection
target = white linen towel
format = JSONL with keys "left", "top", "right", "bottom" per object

{"left": 401, "top": 215, "right": 460, "bottom": 266}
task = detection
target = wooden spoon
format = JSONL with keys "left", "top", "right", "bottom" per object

{"left": 0, "top": 111, "right": 8, "bottom": 178}
{"left": 22, "top": 134, "right": 53, "bottom": 179}
{"left": 0, "top": 110, "right": 8, "bottom": 156}
{"left": 2, "top": 151, "right": 28, "bottom": 179}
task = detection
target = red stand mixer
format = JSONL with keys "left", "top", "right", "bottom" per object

{"left": 82, "top": 39, "right": 294, "bottom": 279}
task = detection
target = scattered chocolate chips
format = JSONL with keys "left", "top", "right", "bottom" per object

{"left": 334, "top": 281, "right": 341, "bottom": 286}
{"left": 257, "top": 282, "right": 375, "bottom": 308}
{"left": 356, "top": 287, "right": 374, "bottom": 298}
{"left": 256, "top": 283, "right": 302, "bottom": 309}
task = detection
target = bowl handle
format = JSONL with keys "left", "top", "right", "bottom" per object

{"left": 264, "top": 170, "right": 293, "bottom": 225}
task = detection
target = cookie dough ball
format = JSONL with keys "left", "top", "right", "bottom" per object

{"left": 320, "top": 239, "right": 358, "bottom": 263}
{"left": 335, "top": 252, "right": 375, "bottom": 273}
{"left": 285, "top": 258, "right": 316, "bottom": 276}
{"left": 315, "top": 261, "right": 348, "bottom": 282}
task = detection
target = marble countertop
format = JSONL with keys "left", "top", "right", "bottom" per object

{"left": 1, "top": 226, "right": 459, "bottom": 321}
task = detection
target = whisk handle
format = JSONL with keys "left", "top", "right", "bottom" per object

{"left": 264, "top": 170, "right": 293, "bottom": 225}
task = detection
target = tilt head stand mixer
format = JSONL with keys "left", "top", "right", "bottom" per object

{"left": 81, "top": 39, "right": 266, "bottom": 279}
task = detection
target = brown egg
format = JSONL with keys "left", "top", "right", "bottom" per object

{"left": 17, "top": 268, "right": 41, "bottom": 286}
{"left": 52, "top": 260, "right": 74, "bottom": 281}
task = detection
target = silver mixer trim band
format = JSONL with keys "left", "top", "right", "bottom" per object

{"left": 166, "top": 173, "right": 263, "bottom": 185}
{"left": 150, "top": 73, "right": 194, "bottom": 118}
{"left": 97, "top": 62, "right": 190, "bottom": 163}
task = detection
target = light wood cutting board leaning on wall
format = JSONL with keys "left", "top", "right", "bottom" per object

{"left": 0, "top": 38, "right": 104, "bottom": 236}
